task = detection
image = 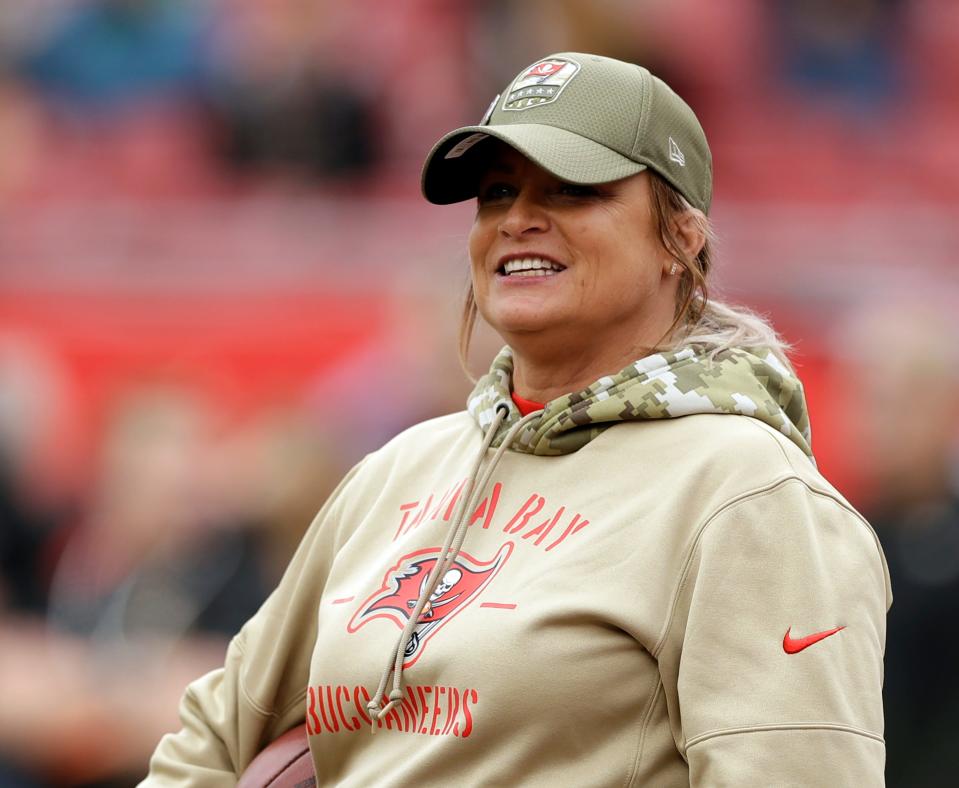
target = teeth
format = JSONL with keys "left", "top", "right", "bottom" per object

{"left": 502, "top": 257, "right": 564, "bottom": 275}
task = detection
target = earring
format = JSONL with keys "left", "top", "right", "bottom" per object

{"left": 670, "top": 262, "right": 680, "bottom": 276}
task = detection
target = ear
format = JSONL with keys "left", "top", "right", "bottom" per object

{"left": 670, "top": 209, "right": 707, "bottom": 262}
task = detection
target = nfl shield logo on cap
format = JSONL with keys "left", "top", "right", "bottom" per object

{"left": 503, "top": 57, "right": 581, "bottom": 111}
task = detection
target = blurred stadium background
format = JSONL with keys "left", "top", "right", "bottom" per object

{"left": 0, "top": 1, "right": 956, "bottom": 785}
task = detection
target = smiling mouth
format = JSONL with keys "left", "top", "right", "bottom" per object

{"left": 497, "top": 257, "right": 567, "bottom": 278}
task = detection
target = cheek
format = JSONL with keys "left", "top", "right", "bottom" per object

{"left": 468, "top": 222, "right": 490, "bottom": 278}
{"left": 578, "top": 232, "right": 662, "bottom": 310}
{"left": 467, "top": 223, "right": 493, "bottom": 315}
{"left": 576, "top": 227, "right": 652, "bottom": 284}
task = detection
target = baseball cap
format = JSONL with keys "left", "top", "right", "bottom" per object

{"left": 421, "top": 52, "right": 712, "bottom": 213}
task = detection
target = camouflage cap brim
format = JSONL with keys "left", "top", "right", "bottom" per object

{"left": 421, "top": 123, "right": 648, "bottom": 205}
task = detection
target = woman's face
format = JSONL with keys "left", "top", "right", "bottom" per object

{"left": 468, "top": 144, "right": 678, "bottom": 358}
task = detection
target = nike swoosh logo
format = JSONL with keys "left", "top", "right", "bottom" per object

{"left": 783, "top": 626, "right": 845, "bottom": 654}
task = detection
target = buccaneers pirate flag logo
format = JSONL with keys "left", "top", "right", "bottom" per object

{"left": 502, "top": 57, "right": 580, "bottom": 111}
{"left": 348, "top": 543, "right": 513, "bottom": 667}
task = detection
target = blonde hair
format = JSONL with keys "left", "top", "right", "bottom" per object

{"left": 647, "top": 174, "right": 794, "bottom": 369}
{"left": 458, "top": 172, "right": 794, "bottom": 376}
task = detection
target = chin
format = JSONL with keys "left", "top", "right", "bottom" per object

{"left": 478, "top": 291, "right": 575, "bottom": 341}
{"left": 488, "top": 312, "right": 567, "bottom": 341}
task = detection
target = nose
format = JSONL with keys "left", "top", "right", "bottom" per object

{"left": 497, "top": 190, "right": 549, "bottom": 238}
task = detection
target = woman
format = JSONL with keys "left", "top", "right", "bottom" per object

{"left": 143, "top": 53, "right": 890, "bottom": 786}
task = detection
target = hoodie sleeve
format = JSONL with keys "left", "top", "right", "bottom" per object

{"left": 656, "top": 477, "right": 891, "bottom": 787}
{"left": 139, "top": 458, "right": 368, "bottom": 786}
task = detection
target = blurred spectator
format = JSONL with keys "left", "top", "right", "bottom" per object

{"left": 17, "top": 0, "right": 208, "bottom": 115}
{"left": 205, "top": 75, "right": 375, "bottom": 180}
{"left": 45, "top": 386, "right": 268, "bottom": 642}
{"left": 0, "top": 385, "right": 275, "bottom": 786}
{"left": 206, "top": 406, "right": 347, "bottom": 584}
{"left": 770, "top": 0, "right": 905, "bottom": 111}
{"left": 199, "top": 0, "right": 472, "bottom": 177}
{"left": 0, "top": 460, "right": 52, "bottom": 613}
{"left": 838, "top": 302, "right": 959, "bottom": 787}
{"left": 199, "top": 0, "right": 378, "bottom": 181}
{"left": 0, "top": 336, "right": 69, "bottom": 614}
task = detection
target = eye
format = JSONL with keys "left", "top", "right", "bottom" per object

{"left": 557, "top": 182, "right": 600, "bottom": 198}
{"left": 477, "top": 182, "right": 516, "bottom": 205}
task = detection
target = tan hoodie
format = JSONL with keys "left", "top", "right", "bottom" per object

{"left": 143, "top": 346, "right": 890, "bottom": 786}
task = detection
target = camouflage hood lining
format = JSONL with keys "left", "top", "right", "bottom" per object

{"left": 467, "top": 346, "right": 813, "bottom": 458}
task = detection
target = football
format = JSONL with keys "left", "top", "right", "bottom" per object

{"left": 236, "top": 723, "right": 314, "bottom": 788}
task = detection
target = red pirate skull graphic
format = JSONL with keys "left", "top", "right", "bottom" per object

{"left": 347, "top": 543, "right": 513, "bottom": 666}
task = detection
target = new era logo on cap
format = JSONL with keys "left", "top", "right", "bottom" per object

{"left": 668, "top": 137, "right": 685, "bottom": 167}
{"left": 503, "top": 57, "right": 580, "bottom": 111}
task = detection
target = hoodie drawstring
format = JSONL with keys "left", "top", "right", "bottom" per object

{"left": 366, "top": 403, "right": 539, "bottom": 730}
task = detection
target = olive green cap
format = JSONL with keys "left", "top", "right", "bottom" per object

{"left": 421, "top": 52, "right": 712, "bottom": 213}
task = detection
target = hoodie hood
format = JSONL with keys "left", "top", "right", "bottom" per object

{"left": 468, "top": 345, "right": 813, "bottom": 459}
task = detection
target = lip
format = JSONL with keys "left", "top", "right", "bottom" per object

{"left": 494, "top": 252, "right": 567, "bottom": 276}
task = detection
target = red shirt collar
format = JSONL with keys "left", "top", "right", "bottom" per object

{"left": 511, "top": 391, "right": 545, "bottom": 416}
